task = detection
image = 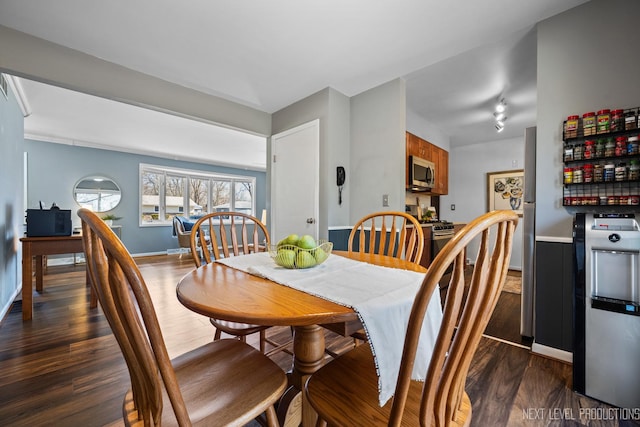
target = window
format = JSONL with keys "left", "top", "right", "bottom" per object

{"left": 140, "top": 164, "right": 256, "bottom": 226}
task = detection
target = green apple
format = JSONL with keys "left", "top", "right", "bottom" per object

{"left": 313, "top": 247, "right": 329, "bottom": 264}
{"left": 284, "top": 234, "right": 300, "bottom": 246}
{"left": 295, "top": 250, "right": 317, "bottom": 268}
{"left": 275, "top": 249, "right": 296, "bottom": 268}
{"left": 297, "top": 234, "right": 317, "bottom": 250}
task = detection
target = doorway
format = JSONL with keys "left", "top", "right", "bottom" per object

{"left": 270, "top": 119, "right": 320, "bottom": 242}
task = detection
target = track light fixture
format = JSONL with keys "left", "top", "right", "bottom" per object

{"left": 494, "top": 98, "right": 507, "bottom": 133}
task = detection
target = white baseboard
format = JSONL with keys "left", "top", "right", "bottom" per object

{"left": 531, "top": 342, "right": 573, "bottom": 364}
{"left": 0, "top": 286, "right": 22, "bottom": 317}
{"left": 46, "top": 251, "right": 173, "bottom": 267}
{"left": 47, "top": 255, "right": 84, "bottom": 266}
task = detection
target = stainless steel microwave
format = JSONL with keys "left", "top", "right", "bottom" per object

{"left": 409, "top": 156, "right": 436, "bottom": 191}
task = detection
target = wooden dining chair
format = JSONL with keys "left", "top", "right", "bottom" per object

{"left": 346, "top": 211, "right": 425, "bottom": 344}
{"left": 348, "top": 210, "right": 424, "bottom": 264}
{"left": 78, "top": 208, "right": 287, "bottom": 427}
{"left": 306, "top": 210, "right": 519, "bottom": 427}
{"left": 190, "top": 211, "right": 292, "bottom": 357}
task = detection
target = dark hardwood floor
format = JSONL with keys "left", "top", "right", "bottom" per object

{"left": 483, "top": 270, "right": 534, "bottom": 348}
{"left": 0, "top": 255, "right": 635, "bottom": 426}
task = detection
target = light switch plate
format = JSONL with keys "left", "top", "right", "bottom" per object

{"left": 382, "top": 194, "right": 389, "bottom": 207}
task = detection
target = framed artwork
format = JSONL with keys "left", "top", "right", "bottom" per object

{"left": 487, "top": 169, "right": 524, "bottom": 216}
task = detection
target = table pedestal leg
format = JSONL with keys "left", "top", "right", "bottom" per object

{"left": 286, "top": 324, "right": 325, "bottom": 427}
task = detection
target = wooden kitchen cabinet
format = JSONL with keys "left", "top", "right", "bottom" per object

{"left": 406, "top": 132, "right": 431, "bottom": 159}
{"left": 405, "top": 131, "right": 448, "bottom": 195}
{"left": 432, "top": 145, "right": 449, "bottom": 195}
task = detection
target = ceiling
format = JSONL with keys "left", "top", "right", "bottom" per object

{"left": 0, "top": 0, "right": 589, "bottom": 168}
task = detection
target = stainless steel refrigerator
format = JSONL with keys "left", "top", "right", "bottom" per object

{"left": 521, "top": 126, "right": 536, "bottom": 337}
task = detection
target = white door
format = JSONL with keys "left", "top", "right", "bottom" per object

{"left": 271, "top": 119, "right": 319, "bottom": 242}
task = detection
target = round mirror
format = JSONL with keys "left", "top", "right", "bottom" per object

{"left": 73, "top": 175, "right": 122, "bottom": 213}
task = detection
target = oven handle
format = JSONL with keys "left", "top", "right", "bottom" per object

{"left": 432, "top": 233, "right": 455, "bottom": 240}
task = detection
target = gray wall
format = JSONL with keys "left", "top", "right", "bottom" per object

{"left": 536, "top": 0, "right": 640, "bottom": 238}
{"left": 350, "top": 78, "right": 406, "bottom": 222}
{"left": 0, "top": 81, "right": 24, "bottom": 315}
{"left": 271, "top": 87, "right": 351, "bottom": 238}
{"left": 24, "top": 139, "right": 267, "bottom": 255}
{"left": 271, "top": 79, "right": 406, "bottom": 234}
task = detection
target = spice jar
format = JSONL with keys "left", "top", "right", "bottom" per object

{"left": 600, "top": 196, "right": 609, "bottom": 205}
{"left": 564, "top": 167, "right": 574, "bottom": 184}
{"left": 595, "top": 139, "right": 605, "bottom": 157}
{"left": 611, "top": 109, "right": 624, "bottom": 132}
{"left": 573, "top": 143, "right": 584, "bottom": 160}
{"left": 615, "top": 163, "right": 627, "bottom": 181}
{"left": 583, "top": 163, "right": 594, "bottom": 182}
{"left": 630, "top": 195, "right": 640, "bottom": 205}
{"left": 573, "top": 167, "right": 583, "bottom": 183}
{"left": 565, "top": 115, "right": 579, "bottom": 138}
{"left": 625, "top": 109, "right": 637, "bottom": 130}
{"left": 597, "top": 109, "right": 611, "bottom": 134}
{"left": 605, "top": 138, "right": 616, "bottom": 157}
{"left": 564, "top": 146, "right": 574, "bottom": 162}
{"left": 584, "top": 140, "right": 595, "bottom": 159}
{"left": 620, "top": 195, "right": 630, "bottom": 205}
{"left": 629, "top": 160, "right": 640, "bottom": 180}
{"left": 628, "top": 136, "right": 639, "bottom": 155}
{"left": 593, "top": 164, "right": 604, "bottom": 182}
{"left": 608, "top": 196, "right": 619, "bottom": 205}
{"left": 615, "top": 136, "right": 627, "bottom": 156}
{"left": 604, "top": 163, "right": 615, "bottom": 182}
{"left": 583, "top": 112, "right": 596, "bottom": 136}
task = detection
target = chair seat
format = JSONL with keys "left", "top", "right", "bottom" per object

{"left": 306, "top": 344, "right": 472, "bottom": 427}
{"left": 210, "top": 318, "right": 270, "bottom": 336}
{"left": 125, "top": 339, "right": 287, "bottom": 426}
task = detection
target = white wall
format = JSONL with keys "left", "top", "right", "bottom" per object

{"left": 0, "top": 80, "right": 24, "bottom": 315}
{"left": 536, "top": 0, "right": 640, "bottom": 237}
{"left": 350, "top": 79, "right": 406, "bottom": 223}
{"left": 0, "top": 25, "right": 271, "bottom": 136}
{"left": 406, "top": 107, "right": 450, "bottom": 151}
{"left": 445, "top": 136, "right": 525, "bottom": 269}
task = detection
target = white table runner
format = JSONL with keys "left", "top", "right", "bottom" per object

{"left": 215, "top": 252, "right": 443, "bottom": 406}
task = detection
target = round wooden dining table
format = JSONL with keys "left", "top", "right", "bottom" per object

{"left": 176, "top": 250, "right": 426, "bottom": 427}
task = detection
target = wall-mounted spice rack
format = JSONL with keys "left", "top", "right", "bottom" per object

{"left": 562, "top": 106, "right": 640, "bottom": 207}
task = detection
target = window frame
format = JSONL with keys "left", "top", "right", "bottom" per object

{"left": 139, "top": 163, "right": 257, "bottom": 227}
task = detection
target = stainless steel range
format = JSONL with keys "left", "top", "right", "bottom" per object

{"left": 430, "top": 221, "right": 456, "bottom": 268}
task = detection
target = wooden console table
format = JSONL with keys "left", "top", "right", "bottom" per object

{"left": 20, "top": 235, "right": 96, "bottom": 321}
